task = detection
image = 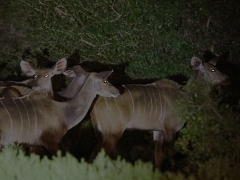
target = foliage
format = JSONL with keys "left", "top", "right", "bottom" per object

{"left": 174, "top": 81, "right": 240, "bottom": 179}
{"left": 0, "top": 146, "right": 197, "bottom": 180}
{"left": 0, "top": 0, "right": 239, "bottom": 79}
{"left": 0, "top": 0, "right": 240, "bottom": 178}
{"left": 0, "top": 146, "right": 162, "bottom": 180}
{"left": 1, "top": 145, "right": 239, "bottom": 179}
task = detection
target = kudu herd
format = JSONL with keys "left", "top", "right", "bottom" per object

{"left": 0, "top": 54, "right": 228, "bottom": 168}
{"left": 0, "top": 62, "right": 119, "bottom": 154}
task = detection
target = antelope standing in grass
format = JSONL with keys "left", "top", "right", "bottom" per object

{"left": 0, "top": 67, "right": 119, "bottom": 154}
{"left": 0, "top": 58, "right": 67, "bottom": 98}
{"left": 88, "top": 56, "right": 229, "bottom": 168}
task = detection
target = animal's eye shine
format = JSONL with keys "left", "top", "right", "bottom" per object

{"left": 44, "top": 74, "right": 49, "bottom": 78}
{"left": 104, "top": 80, "right": 107, "bottom": 83}
{"left": 211, "top": 69, "right": 215, "bottom": 72}
{"left": 33, "top": 75, "right": 37, "bottom": 79}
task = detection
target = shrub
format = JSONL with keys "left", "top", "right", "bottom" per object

{"left": 1, "top": 0, "right": 239, "bottom": 78}
{"left": 174, "top": 81, "right": 240, "bottom": 179}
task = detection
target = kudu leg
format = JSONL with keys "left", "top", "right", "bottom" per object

{"left": 40, "top": 128, "right": 67, "bottom": 156}
{"left": 89, "top": 131, "right": 123, "bottom": 162}
{"left": 39, "top": 139, "right": 62, "bottom": 157}
{"left": 89, "top": 134, "right": 104, "bottom": 162}
{"left": 153, "top": 130, "right": 165, "bottom": 168}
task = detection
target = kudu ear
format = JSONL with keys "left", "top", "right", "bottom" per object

{"left": 63, "top": 69, "right": 76, "bottom": 77}
{"left": 20, "top": 60, "right": 36, "bottom": 76}
{"left": 51, "top": 58, "right": 67, "bottom": 74}
{"left": 191, "top": 57, "right": 204, "bottom": 71}
{"left": 96, "top": 70, "right": 113, "bottom": 80}
{"left": 208, "top": 57, "right": 218, "bottom": 66}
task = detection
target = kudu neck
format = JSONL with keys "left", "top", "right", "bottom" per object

{"left": 185, "top": 73, "right": 214, "bottom": 96}
{"left": 63, "top": 74, "right": 96, "bottom": 129}
{"left": 59, "top": 74, "right": 90, "bottom": 99}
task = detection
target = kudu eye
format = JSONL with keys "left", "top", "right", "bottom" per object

{"left": 211, "top": 69, "right": 215, "bottom": 72}
{"left": 33, "top": 75, "right": 37, "bottom": 79}
{"left": 104, "top": 80, "right": 107, "bottom": 83}
{"left": 44, "top": 74, "right": 49, "bottom": 78}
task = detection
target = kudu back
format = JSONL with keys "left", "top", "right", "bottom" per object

{"left": 0, "top": 58, "right": 67, "bottom": 99}
{"left": 89, "top": 56, "right": 229, "bottom": 167}
{"left": 0, "top": 66, "right": 119, "bottom": 154}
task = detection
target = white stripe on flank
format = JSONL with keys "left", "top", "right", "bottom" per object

{"left": 145, "top": 86, "right": 153, "bottom": 116}
{"left": 154, "top": 85, "right": 163, "bottom": 122}
{"left": 0, "top": 100, "right": 13, "bottom": 134}
{"left": 152, "top": 85, "right": 159, "bottom": 116}
{"left": 140, "top": 85, "right": 147, "bottom": 115}
{"left": 20, "top": 99, "right": 31, "bottom": 135}
{"left": 13, "top": 99, "right": 23, "bottom": 135}
{"left": 125, "top": 86, "right": 134, "bottom": 114}
{"left": 114, "top": 98, "right": 123, "bottom": 123}
{"left": 133, "top": 85, "right": 140, "bottom": 116}
{"left": 120, "top": 94, "right": 125, "bottom": 106}
{"left": 93, "top": 106, "right": 101, "bottom": 132}
{"left": 96, "top": 118, "right": 102, "bottom": 132}
{"left": 27, "top": 97, "right": 38, "bottom": 135}
{"left": 150, "top": 86, "right": 157, "bottom": 116}
{"left": 162, "top": 88, "right": 166, "bottom": 121}
{"left": 104, "top": 97, "right": 110, "bottom": 111}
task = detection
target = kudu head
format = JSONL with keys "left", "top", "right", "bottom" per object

{"left": 63, "top": 66, "right": 120, "bottom": 98}
{"left": 20, "top": 58, "right": 67, "bottom": 97}
{"left": 191, "top": 56, "right": 229, "bottom": 85}
{"left": 92, "top": 70, "right": 120, "bottom": 97}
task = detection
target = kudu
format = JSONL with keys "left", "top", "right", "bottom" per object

{"left": 0, "top": 58, "right": 67, "bottom": 98}
{"left": 88, "top": 56, "right": 229, "bottom": 168}
{"left": 0, "top": 67, "right": 120, "bottom": 154}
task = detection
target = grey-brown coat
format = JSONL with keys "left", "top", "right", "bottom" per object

{"left": 0, "top": 69, "right": 119, "bottom": 154}
{"left": 89, "top": 56, "right": 229, "bottom": 167}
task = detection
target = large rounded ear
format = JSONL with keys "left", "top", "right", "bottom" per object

{"left": 208, "top": 57, "right": 218, "bottom": 66}
{"left": 191, "top": 57, "right": 204, "bottom": 71}
{"left": 20, "top": 60, "right": 36, "bottom": 76}
{"left": 96, "top": 70, "right": 113, "bottom": 80}
{"left": 63, "top": 69, "right": 76, "bottom": 77}
{"left": 52, "top": 58, "right": 67, "bottom": 74}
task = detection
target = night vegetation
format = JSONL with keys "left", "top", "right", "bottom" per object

{"left": 0, "top": 0, "right": 239, "bottom": 179}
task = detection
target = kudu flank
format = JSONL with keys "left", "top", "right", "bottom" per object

{"left": 0, "top": 58, "right": 67, "bottom": 98}
{"left": 88, "top": 56, "right": 228, "bottom": 167}
{"left": 0, "top": 66, "right": 119, "bottom": 154}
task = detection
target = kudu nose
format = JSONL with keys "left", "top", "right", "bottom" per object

{"left": 221, "top": 76, "right": 231, "bottom": 85}
{"left": 112, "top": 88, "right": 120, "bottom": 97}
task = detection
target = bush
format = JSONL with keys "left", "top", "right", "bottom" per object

{"left": 1, "top": 0, "right": 239, "bottom": 78}
{"left": 0, "top": 146, "right": 162, "bottom": 180}
{"left": 174, "top": 81, "right": 240, "bottom": 179}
